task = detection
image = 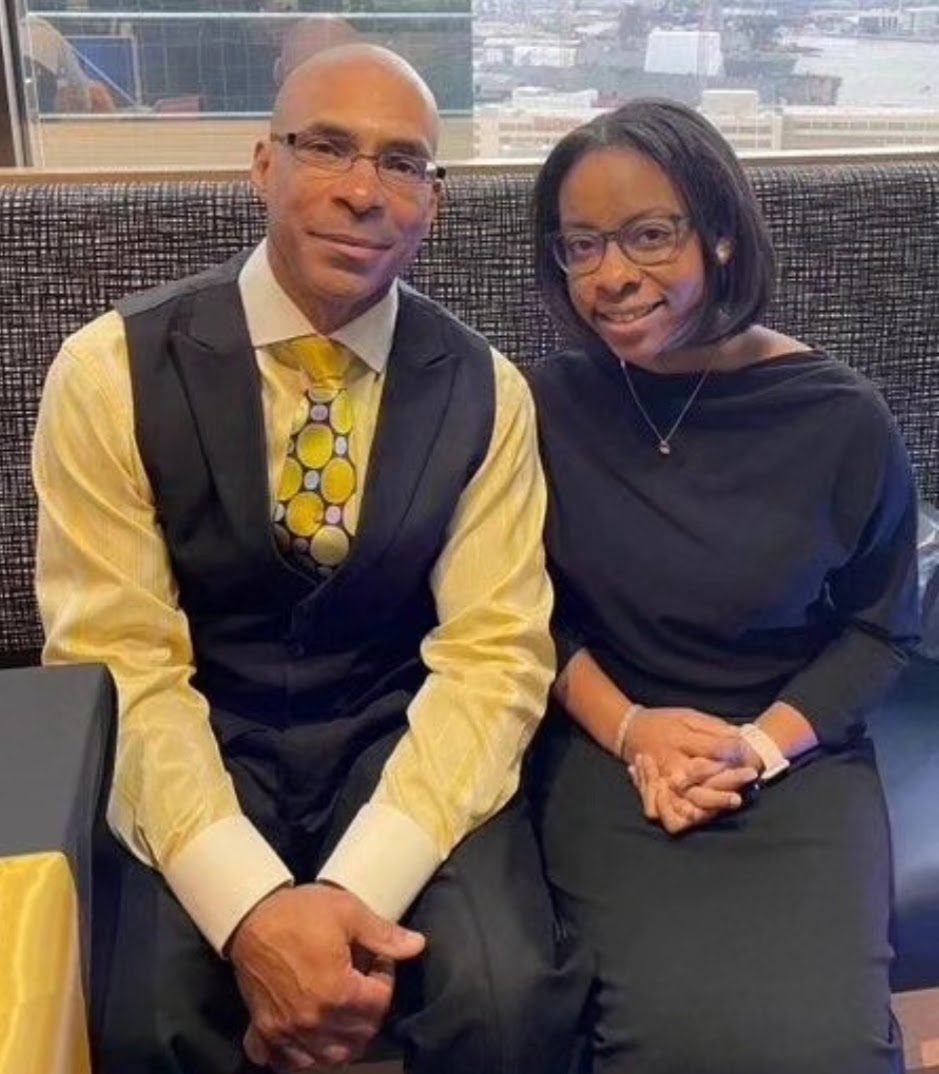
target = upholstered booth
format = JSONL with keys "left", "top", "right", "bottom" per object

{"left": 1, "top": 163, "right": 937, "bottom": 1066}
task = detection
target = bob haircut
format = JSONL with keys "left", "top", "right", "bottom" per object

{"left": 532, "top": 97, "right": 776, "bottom": 352}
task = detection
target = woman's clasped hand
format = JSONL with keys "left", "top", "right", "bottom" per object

{"left": 621, "top": 707, "right": 760, "bottom": 833}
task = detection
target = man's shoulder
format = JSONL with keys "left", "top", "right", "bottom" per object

{"left": 396, "top": 286, "right": 538, "bottom": 414}
{"left": 398, "top": 281, "right": 490, "bottom": 354}
{"left": 115, "top": 251, "right": 250, "bottom": 321}
{"left": 56, "top": 252, "right": 251, "bottom": 389}
{"left": 64, "top": 307, "right": 126, "bottom": 355}
{"left": 45, "top": 309, "right": 131, "bottom": 419}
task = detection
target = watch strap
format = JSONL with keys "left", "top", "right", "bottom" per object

{"left": 740, "top": 723, "right": 790, "bottom": 782}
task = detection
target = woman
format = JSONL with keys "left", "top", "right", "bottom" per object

{"left": 528, "top": 98, "right": 920, "bottom": 1074}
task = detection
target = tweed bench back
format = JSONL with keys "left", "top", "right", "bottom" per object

{"left": 2, "top": 163, "right": 938, "bottom": 663}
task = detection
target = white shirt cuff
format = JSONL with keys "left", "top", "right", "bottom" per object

{"left": 162, "top": 814, "right": 294, "bottom": 955}
{"left": 317, "top": 802, "right": 442, "bottom": 921}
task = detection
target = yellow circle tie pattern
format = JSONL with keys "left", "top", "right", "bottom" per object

{"left": 271, "top": 336, "right": 357, "bottom": 575}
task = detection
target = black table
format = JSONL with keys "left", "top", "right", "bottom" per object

{"left": 0, "top": 663, "right": 115, "bottom": 989}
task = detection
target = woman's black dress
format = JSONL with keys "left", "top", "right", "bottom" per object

{"left": 529, "top": 346, "right": 920, "bottom": 1074}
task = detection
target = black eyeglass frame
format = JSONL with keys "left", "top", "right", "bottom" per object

{"left": 270, "top": 131, "right": 446, "bottom": 186}
{"left": 550, "top": 213, "right": 693, "bottom": 277}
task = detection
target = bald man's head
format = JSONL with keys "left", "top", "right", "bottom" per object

{"left": 250, "top": 43, "right": 442, "bottom": 334}
{"left": 272, "top": 44, "right": 439, "bottom": 151}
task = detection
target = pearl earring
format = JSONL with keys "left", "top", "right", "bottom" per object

{"left": 715, "top": 239, "right": 732, "bottom": 265}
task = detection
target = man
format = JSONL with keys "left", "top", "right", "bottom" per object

{"left": 33, "top": 44, "right": 585, "bottom": 1074}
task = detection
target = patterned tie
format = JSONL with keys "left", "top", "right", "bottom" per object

{"left": 271, "top": 336, "right": 357, "bottom": 574}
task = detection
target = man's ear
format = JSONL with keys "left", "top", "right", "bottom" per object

{"left": 250, "top": 139, "right": 272, "bottom": 201}
{"left": 425, "top": 177, "right": 445, "bottom": 233}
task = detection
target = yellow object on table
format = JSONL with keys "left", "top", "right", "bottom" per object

{"left": 0, "top": 851, "right": 91, "bottom": 1074}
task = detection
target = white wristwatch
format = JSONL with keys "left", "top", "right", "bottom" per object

{"left": 740, "top": 723, "right": 790, "bottom": 782}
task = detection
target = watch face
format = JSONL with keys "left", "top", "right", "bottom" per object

{"left": 762, "top": 760, "right": 790, "bottom": 782}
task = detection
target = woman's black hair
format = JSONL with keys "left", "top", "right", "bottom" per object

{"left": 532, "top": 97, "right": 776, "bottom": 350}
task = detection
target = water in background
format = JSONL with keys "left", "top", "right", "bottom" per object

{"left": 795, "top": 34, "right": 939, "bottom": 108}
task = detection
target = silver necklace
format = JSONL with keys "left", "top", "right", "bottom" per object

{"left": 619, "top": 359, "right": 714, "bottom": 456}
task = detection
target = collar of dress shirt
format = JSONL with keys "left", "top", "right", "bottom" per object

{"left": 238, "top": 239, "right": 397, "bottom": 375}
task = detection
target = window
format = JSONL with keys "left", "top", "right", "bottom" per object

{"left": 12, "top": 0, "right": 473, "bottom": 165}
{"left": 7, "top": 0, "right": 939, "bottom": 167}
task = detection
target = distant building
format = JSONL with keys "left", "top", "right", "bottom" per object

{"left": 902, "top": 7, "right": 939, "bottom": 35}
{"left": 479, "top": 33, "right": 578, "bottom": 68}
{"left": 510, "top": 85, "right": 598, "bottom": 109}
{"left": 780, "top": 104, "right": 939, "bottom": 149}
{"left": 644, "top": 29, "right": 724, "bottom": 77}
{"left": 857, "top": 9, "right": 902, "bottom": 34}
{"left": 700, "top": 89, "right": 775, "bottom": 149}
{"left": 700, "top": 99, "right": 939, "bottom": 153}
{"left": 701, "top": 87, "right": 761, "bottom": 118}
{"left": 474, "top": 99, "right": 604, "bottom": 157}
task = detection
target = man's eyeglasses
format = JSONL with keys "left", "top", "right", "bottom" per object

{"left": 550, "top": 214, "right": 692, "bottom": 277}
{"left": 271, "top": 131, "right": 445, "bottom": 189}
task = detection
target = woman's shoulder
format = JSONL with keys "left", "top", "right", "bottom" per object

{"left": 795, "top": 351, "right": 895, "bottom": 423}
{"left": 529, "top": 345, "right": 590, "bottom": 377}
{"left": 744, "top": 330, "right": 892, "bottom": 421}
{"left": 765, "top": 348, "right": 908, "bottom": 468}
{"left": 528, "top": 345, "right": 604, "bottom": 398}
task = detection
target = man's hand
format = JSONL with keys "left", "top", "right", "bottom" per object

{"left": 228, "top": 882, "right": 425, "bottom": 1072}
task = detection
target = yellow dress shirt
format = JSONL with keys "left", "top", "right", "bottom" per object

{"left": 33, "top": 242, "right": 555, "bottom": 954}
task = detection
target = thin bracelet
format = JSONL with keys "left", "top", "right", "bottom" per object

{"left": 613, "top": 702, "right": 644, "bottom": 761}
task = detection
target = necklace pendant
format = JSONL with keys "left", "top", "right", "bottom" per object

{"left": 658, "top": 441, "right": 672, "bottom": 456}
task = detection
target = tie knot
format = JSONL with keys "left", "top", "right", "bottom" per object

{"left": 275, "top": 336, "right": 351, "bottom": 387}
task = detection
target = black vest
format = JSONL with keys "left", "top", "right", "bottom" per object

{"left": 117, "top": 255, "right": 494, "bottom": 857}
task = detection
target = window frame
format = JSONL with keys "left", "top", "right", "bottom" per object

{"left": 0, "top": 0, "right": 26, "bottom": 166}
